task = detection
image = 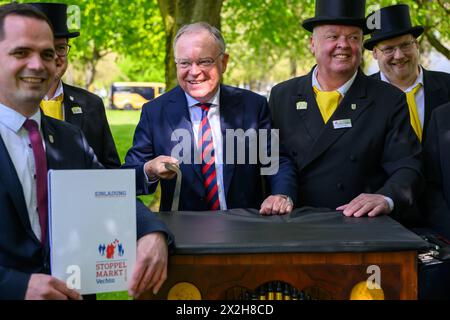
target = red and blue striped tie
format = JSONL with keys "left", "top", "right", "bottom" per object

{"left": 198, "top": 103, "right": 220, "bottom": 210}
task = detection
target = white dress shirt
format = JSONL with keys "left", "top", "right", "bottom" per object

{"left": 0, "top": 103, "right": 43, "bottom": 240}
{"left": 312, "top": 66, "right": 358, "bottom": 97}
{"left": 185, "top": 89, "right": 227, "bottom": 210}
{"left": 380, "top": 67, "right": 425, "bottom": 128}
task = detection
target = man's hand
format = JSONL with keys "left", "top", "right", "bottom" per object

{"left": 128, "top": 232, "right": 168, "bottom": 299}
{"left": 144, "top": 156, "right": 179, "bottom": 180}
{"left": 25, "top": 274, "right": 82, "bottom": 300}
{"left": 260, "top": 195, "right": 293, "bottom": 215}
{"left": 337, "top": 193, "right": 391, "bottom": 217}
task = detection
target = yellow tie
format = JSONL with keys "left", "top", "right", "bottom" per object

{"left": 40, "top": 94, "right": 64, "bottom": 120}
{"left": 313, "top": 86, "right": 341, "bottom": 123}
{"left": 405, "top": 84, "right": 422, "bottom": 142}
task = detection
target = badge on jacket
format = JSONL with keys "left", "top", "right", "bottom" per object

{"left": 296, "top": 101, "right": 307, "bottom": 110}
{"left": 333, "top": 119, "right": 352, "bottom": 129}
{"left": 71, "top": 106, "right": 83, "bottom": 114}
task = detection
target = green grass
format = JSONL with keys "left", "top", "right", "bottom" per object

{"left": 106, "top": 109, "right": 155, "bottom": 208}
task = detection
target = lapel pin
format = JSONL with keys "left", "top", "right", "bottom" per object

{"left": 71, "top": 106, "right": 83, "bottom": 114}
{"left": 69, "top": 95, "right": 74, "bottom": 101}
{"left": 351, "top": 103, "right": 357, "bottom": 110}
{"left": 296, "top": 101, "right": 308, "bottom": 110}
{"left": 49, "top": 135, "right": 54, "bottom": 144}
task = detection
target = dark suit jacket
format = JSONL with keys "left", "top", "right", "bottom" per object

{"left": 0, "top": 115, "right": 172, "bottom": 299}
{"left": 422, "top": 102, "right": 450, "bottom": 238}
{"left": 370, "top": 68, "right": 450, "bottom": 143}
{"left": 269, "top": 68, "right": 424, "bottom": 225}
{"left": 63, "top": 83, "right": 121, "bottom": 168}
{"left": 123, "top": 84, "right": 297, "bottom": 211}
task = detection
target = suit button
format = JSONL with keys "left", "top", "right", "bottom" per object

{"left": 291, "top": 151, "right": 298, "bottom": 157}
{"left": 349, "top": 155, "right": 356, "bottom": 162}
{"left": 43, "top": 262, "right": 50, "bottom": 272}
{"left": 337, "top": 183, "right": 344, "bottom": 190}
{"left": 200, "top": 197, "right": 204, "bottom": 202}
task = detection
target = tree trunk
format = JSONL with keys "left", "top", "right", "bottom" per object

{"left": 425, "top": 30, "right": 450, "bottom": 60}
{"left": 158, "top": 0, "right": 223, "bottom": 90}
{"left": 83, "top": 45, "right": 101, "bottom": 90}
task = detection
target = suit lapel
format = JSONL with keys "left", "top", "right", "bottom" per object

{"left": 292, "top": 71, "right": 326, "bottom": 141}
{"left": 41, "top": 116, "right": 60, "bottom": 170}
{"left": 220, "top": 85, "right": 243, "bottom": 196}
{"left": 164, "top": 86, "right": 203, "bottom": 185}
{"left": 423, "top": 68, "right": 447, "bottom": 136}
{"left": 0, "top": 135, "right": 40, "bottom": 243}
{"left": 300, "top": 70, "right": 373, "bottom": 171}
{"left": 63, "top": 83, "right": 84, "bottom": 128}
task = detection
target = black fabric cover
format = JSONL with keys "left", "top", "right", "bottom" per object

{"left": 156, "top": 208, "right": 429, "bottom": 254}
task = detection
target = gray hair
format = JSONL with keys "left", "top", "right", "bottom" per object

{"left": 173, "top": 22, "right": 226, "bottom": 57}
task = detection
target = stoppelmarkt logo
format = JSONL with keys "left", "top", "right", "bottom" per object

{"left": 96, "top": 239, "right": 128, "bottom": 285}
{"left": 98, "top": 239, "right": 125, "bottom": 259}
{"left": 94, "top": 191, "right": 127, "bottom": 198}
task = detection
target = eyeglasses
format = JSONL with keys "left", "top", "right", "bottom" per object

{"left": 55, "top": 44, "right": 71, "bottom": 57}
{"left": 376, "top": 40, "right": 417, "bottom": 57}
{"left": 175, "top": 52, "right": 223, "bottom": 70}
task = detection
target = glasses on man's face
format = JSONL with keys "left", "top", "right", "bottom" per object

{"left": 376, "top": 39, "right": 417, "bottom": 57}
{"left": 55, "top": 44, "right": 71, "bottom": 57}
{"left": 175, "top": 52, "right": 223, "bottom": 70}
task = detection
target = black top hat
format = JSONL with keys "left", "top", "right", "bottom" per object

{"left": 28, "top": 2, "right": 80, "bottom": 38}
{"left": 364, "top": 5, "right": 424, "bottom": 50}
{"left": 302, "top": 0, "right": 371, "bottom": 34}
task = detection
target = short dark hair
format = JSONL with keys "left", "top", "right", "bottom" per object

{"left": 0, "top": 3, "right": 54, "bottom": 41}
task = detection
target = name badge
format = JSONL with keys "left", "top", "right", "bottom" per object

{"left": 71, "top": 106, "right": 83, "bottom": 114}
{"left": 333, "top": 119, "right": 352, "bottom": 129}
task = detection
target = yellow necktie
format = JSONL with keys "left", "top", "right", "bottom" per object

{"left": 313, "top": 86, "right": 341, "bottom": 123}
{"left": 40, "top": 94, "right": 64, "bottom": 120}
{"left": 405, "top": 84, "right": 422, "bottom": 142}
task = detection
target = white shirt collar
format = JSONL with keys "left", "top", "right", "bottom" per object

{"left": 185, "top": 87, "right": 221, "bottom": 108}
{"left": 380, "top": 66, "right": 423, "bottom": 93}
{"left": 312, "top": 66, "right": 358, "bottom": 96}
{"left": 0, "top": 103, "right": 41, "bottom": 133}
{"left": 44, "top": 80, "right": 64, "bottom": 101}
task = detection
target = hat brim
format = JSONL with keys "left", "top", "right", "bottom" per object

{"left": 363, "top": 26, "right": 424, "bottom": 50}
{"left": 54, "top": 31, "right": 80, "bottom": 39}
{"left": 302, "top": 17, "right": 372, "bottom": 35}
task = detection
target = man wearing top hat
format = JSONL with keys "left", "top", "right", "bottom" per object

{"left": 269, "top": 0, "right": 423, "bottom": 225}
{"left": 364, "top": 4, "right": 450, "bottom": 144}
{"left": 29, "top": 2, "right": 120, "bottom": 169}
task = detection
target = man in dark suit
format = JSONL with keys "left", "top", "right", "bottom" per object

{"left": 0, "top": 3, "right": 171, "bottom": 299}
{"left": 364, "top": 4, "right": 450, "bottom": 144}
{"left": 29, "top": 2, "right": 120, "bottom": 168}
{"left": 124, "top": 22, "right": 297, "bottom": 214}
{"left": 269, "top": 0, "right": 423, "bottom": 224}
{"left": 422, "top": 102, "right": 450, "bottom": 238}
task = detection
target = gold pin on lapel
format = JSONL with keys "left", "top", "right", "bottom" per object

{"left": 296, "top": 101, "right": 308, "bottom": 110}
{"left": 71, "top": 106, "right": 83, "bottom": 114}
{"left": 351, "top": 103, "right": 357, "bottom": 110}
{"left": 49, "top": 135, "right": 54, "bottom": 144}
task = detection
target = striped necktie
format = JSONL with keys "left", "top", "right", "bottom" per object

{"left": 198, "top": 103, "right": 220, "bottom": 210}
{"left": 23, "top": 119, "right": 48, "bottom": 244}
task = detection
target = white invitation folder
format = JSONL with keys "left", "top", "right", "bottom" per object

{"left": 48, "top": 169, "right": 136, "bottom": 295}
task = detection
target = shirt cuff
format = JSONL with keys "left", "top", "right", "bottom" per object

{"left": 383, "top": 196, "right": 394, "bottom": 212}
{"left": 144, "top": 169, "right": 159, "bottom": 185}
